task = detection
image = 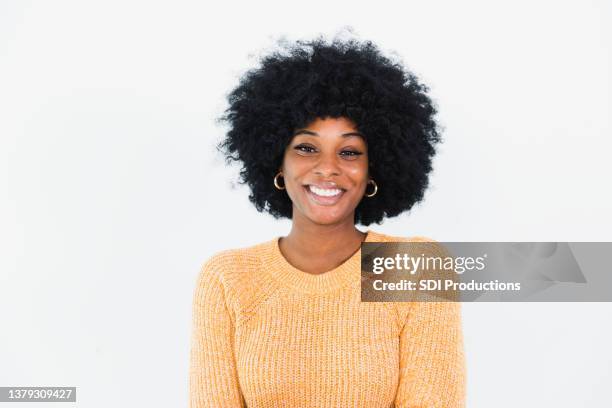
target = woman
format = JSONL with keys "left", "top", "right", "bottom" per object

{"left": 189, "top": 34, "right": 466, "bottom": 407}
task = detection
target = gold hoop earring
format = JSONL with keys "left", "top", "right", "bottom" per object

{"left": 273, "top": 172, "right": 285, "bottom": 190}
{"left": 365, "top": 179, "right": 378, "bottom": 197}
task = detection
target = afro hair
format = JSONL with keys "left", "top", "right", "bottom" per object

{"left": 217, "top": 33, "right": 443, "bottom": 226}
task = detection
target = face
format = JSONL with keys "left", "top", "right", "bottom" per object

{"left": 280, "top": 116, "right": 370, "bottom": 226}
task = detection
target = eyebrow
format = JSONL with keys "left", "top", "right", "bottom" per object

{"left": 292, "top": 129, "right": 365, "bottom": 138}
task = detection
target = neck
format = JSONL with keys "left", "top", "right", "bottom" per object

{"left": 283, "top": 211, "right": 366, "bottom": 257}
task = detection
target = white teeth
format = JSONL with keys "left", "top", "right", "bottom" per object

{"left": 308, "top": 185, "right": 342, "bottom": 197}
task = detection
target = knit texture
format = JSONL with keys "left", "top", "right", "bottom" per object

{"left": 189, "top": 229, "right": 466, "bottom": 407}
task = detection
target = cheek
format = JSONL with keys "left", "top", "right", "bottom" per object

{"left": 345, "top": 164, "right": 369, "bottom": 185}
{"left": 281, "top": 163, "right": 308, "bottom": 199}
{"left": 283, "top": 162, "right": 305, "bottom": 185}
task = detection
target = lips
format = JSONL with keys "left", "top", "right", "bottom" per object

{"left": 308, "top": 180, "right": 341, "bottom": 188}
{"left": 303, "top": 184, "right": 346, "bottom": 206}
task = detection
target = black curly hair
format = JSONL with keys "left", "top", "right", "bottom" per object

{"left": 217, "top": 33, "right": 443, "bottom": 226}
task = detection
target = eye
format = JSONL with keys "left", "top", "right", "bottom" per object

{"left": 340, "top": 150, "right": 364, "bottom": 158}
{"left": 294, "top": 144, "right": 317, "bottom": 153}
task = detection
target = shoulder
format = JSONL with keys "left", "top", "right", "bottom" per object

{"left": 370, "top": 230, "right": 454, "bottom": 269}
{"left": 194, "top": 239, "right": 278, "bottom": 317}
{"left": 368, "top": 231, "right": 456, "bottom": 321}
{"left": 193, "top": 238, "right": 285, "bottom": 325}
{"left": 197, "top": 239, "right": 271, "bottom": 283}
{"left": 369, "top": 229, "right": 439, "bottom": 244}
{"left": 367, "top": 230, "right": 452, "bottom": 264}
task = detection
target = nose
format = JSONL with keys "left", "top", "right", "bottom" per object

{"left": 313, "top": 152, "right": 341, "bottom": 177}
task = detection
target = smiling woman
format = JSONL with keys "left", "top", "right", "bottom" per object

{"left": 189, "top": 31, "right": 466, "bottom": 407}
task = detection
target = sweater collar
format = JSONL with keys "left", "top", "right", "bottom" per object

{"left": 261, "top": 229, "right": 383, "bottom": 294}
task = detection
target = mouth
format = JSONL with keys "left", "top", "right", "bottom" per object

{"left": 303, "top": 184, "right": 346, "bottom": 206}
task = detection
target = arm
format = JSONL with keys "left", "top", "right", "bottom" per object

{"left": 189, "top": 258, "right": 245, "bottom": 407}
{"left": 394, "top": 300, "right": 466, "bottom": 408}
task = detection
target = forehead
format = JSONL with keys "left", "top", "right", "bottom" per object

{"left": 293, "top": 117, "right": 365, "bottom": 141}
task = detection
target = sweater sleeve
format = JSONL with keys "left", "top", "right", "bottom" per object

{"left": 393, "top": 300, "right": 466, "bottom": 408}
{"left": 189, "top": 256, "right": 245, "bottom": 408}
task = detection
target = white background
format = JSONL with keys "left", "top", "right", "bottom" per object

{"left": 1, "top": 0, "right": 611, "bottom": 406}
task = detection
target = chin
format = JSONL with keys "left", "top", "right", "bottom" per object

{"left": 304, "top": 209, "right": 351, "bottom": 226}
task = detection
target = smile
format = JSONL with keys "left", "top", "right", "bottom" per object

{"left": 304, "top": 185, "right": 346, "bottom": 205}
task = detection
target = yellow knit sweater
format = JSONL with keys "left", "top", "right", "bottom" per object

{"left": 189, "top": 229, "right": 466, "bottom": 407}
